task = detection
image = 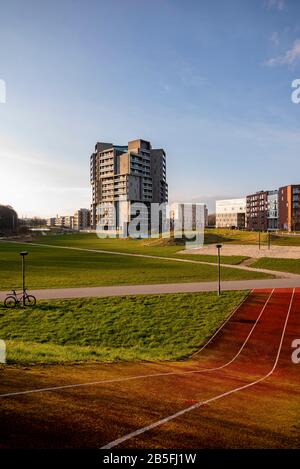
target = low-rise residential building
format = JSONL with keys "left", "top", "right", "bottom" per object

{"left": 54, "top": 215, "right": 74, "bottom": 229}
{"left": 278, "top": 184, "right": 300, "bottom": 231}
{"left": 246, "top": 190, "right": 278, "bottom": 231}
{"left": 47, "top": 217, "right": 56, "bottom": 227}
{"left": 246, "top": 191, "right": 268, "bottom": 231}
{"left": 73, "top": 208, "right": 91, "bottom": 230}
{"left": 216, "top": 198, "right": 246, "bottom": 229}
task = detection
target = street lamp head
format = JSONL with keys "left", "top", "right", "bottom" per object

{"left": 20, "top": 251, "right": 28, "bottom": 256}
{"left": 216, "top": 244, "right": 222, "bottom": 249}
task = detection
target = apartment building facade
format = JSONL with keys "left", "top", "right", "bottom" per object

{"left": 267, "top": 190, "right": 278, "bottom": 230}
{"left": 46, "top": 217, "right": 56, "bottom": 227}
{"left": 73, "top": 208, "right": 91, "bottom": 230}
{"left": 90, "top": 139, "right": 168, "bottom": 232}
{"left": 246, "top": 190, "right": 278, "bottom": 231}
{"left": 278, "top": 184, "right": 300, "bottom": 231}
{"left": 54, "top": 215, "right": 74, "bottom": 229}
{"left": 216, "top": 198, "right": 246, "bottom": 229}
{"left": 47, "top": 209, "right": 91, "bottom": 230}
{"left": 170, "top": 203, "right": 208, "bottom": 231}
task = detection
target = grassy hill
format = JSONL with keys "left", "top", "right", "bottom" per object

{"left": 0, "top": 291, "right": 246, "bottom": 364}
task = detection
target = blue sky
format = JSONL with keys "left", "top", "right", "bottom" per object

{"left": 0, "top": 0, "right": 300, "bottom": 216}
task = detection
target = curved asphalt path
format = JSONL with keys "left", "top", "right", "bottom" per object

{"left": 1, "top": 278, "right": 300, "bottom": 300}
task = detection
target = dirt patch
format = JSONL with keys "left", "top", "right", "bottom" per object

{"left": 181, "top": 244, "right": 300, "bottom": 259}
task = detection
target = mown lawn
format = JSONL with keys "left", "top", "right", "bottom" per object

{"left": 32, "top": 230, "right": 299, "bottom": 252}
{"left": 252, "top": 257, "right": 300, "bottom": 275}
{"left": 0, "top": 241, "right": 269, "bottom": 290}
{"left": 0, "top": 291, "right": 247, "bottom": 364}
{"left": 31, "top": 232, "right": 248, "bottom": 263}
{"left": 270, "top": 235, "right": 300, "bottom": 246}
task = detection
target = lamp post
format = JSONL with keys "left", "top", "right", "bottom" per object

{"left": 216, "top": 244, "right": 222, "bottom": 296}
{"left": 20, "top": 251, "right": 28, "bottom": 306}
{"left": 268, "top": 230, "right": 271, "bottom": 250}
{"left": 258, "top": 230, "right": 261, "bottom": 250}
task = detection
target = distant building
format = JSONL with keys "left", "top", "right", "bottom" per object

{"left": 246, "top": 190, "right": 278, "bottom": 231}
{"left": 278, "top": 184, "right": 300, "bottom": 231}
{"left": 267, "top": 190, "right": 278, "bottom": 230}
{"left": 90, "top": 139, "right": 168, "bottom": 233}
{"left": 73, "top": 208, "right": 90, "bottom": 230}
{"left": 46, "top": 217, "right": 56, "bottom": 227}
{"left": 170, "top": 203, "right": 207, "bottom": 231}
{"left": 204, "top": 205, "right": 208, "bottom": 227}
{"left": 0, "top": 205, "right": 18, "bottom": 233}
{"left": 47, "top": 210, "right": 90, "bottom": 230}
{"left": 207, "top": 213, "right": 216, "bottom": 228}
{"left": 54, "top": 215, "right": 74, "bottom": 229}
{"left": 216, "top": 198, "right": 246, "bottom": 229}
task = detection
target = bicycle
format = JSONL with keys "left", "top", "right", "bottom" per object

{"left": 4, "top": 289, "right": 36, "bottom": 308}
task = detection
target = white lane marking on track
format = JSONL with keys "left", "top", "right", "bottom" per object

{"left": 100, "top": 289, "right": 295, "bottom": 449}
{"left": 0, "top": 289, "right": 274, "bottom": 399}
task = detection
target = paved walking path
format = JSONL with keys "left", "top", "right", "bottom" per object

{"left": 1, "top": 278, "right": 300, "bottom": 300}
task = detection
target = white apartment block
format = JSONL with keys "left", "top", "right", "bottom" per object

{"left": 171, "top": 203, "right": 208, "bottom": 231}
{"left": 54, "top": 215, "right": 74, "bottom": 229}
{"left": 216, "top": 198, "right": 246, "bottom": 229}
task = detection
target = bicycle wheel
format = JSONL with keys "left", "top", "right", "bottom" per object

{"left": 24, "top": 295, "right": 36, "bottom": 307}
{"left": 4, "top": 296, "right": 17, "bottom": 308}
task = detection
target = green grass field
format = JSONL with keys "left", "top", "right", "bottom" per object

{"left": 31, "top": 232, "right": 249, "bottom": 262}
{"left": 0, "top": 240, "right": 270, "bottom": 290}
{"left": 252, "top": 257, "right": 300, "bottom": 275}
{"left": 0, "top": 291, "right": 247, "bottom": 364}
{"left": 269, "top": 234, "right": 300, "bottom": 246}
{"left": 205, "top": 229, "right": 300, "bottom": 246}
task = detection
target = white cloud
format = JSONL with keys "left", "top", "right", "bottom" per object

{"left": 265, "top": 38, "right": 300, "bottom": 66}
{"left": 270, "top": 31, "right": 280, "bottom": 46}
{"left": 265, "top": 0, "right": 286, "bottom": 11}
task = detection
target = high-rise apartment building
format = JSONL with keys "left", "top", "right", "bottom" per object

{"left": 216, "top": 198, "right": 246, "bottom": 229}
{"left": 278, "top": 184, "right": 300, "bottom": 231}
{"left": 246, "top": 190, "right": 278, "bottom": 231}
{"left": 90, "top": 139, "right": 168, "bottom": 232}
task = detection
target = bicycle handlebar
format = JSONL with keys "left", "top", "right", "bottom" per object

{"left": 6, "top": 289, "right": 28, "bottom": 296}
